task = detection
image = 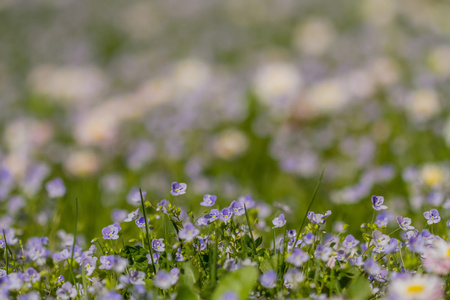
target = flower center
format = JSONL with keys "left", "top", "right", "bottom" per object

{"left": 406, "top": 284, "right": 424, "bottom": 294}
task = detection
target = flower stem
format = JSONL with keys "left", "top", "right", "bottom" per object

{"left": 294, "top": 166, "right": 325, "bottom": 247}
{"left": 244, "top": 204, "right": 256, "bottom": 253}
{"left": 139, "top": 188, "right": 156, "bottom": 274}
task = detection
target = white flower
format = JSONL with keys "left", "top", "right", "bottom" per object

{"left": 387, "top": 274, "right": 443, "bottom": 300}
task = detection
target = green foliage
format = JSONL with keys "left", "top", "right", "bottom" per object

{"left": 212, "top": 267, "right": 258, "bottom": 300}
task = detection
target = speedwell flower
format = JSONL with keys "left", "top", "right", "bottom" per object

{"left": 423, "top": 209, "right": 441, "bottom": 225}
{"left": 272, "top": 213, "right": 286, "bottom": 228}
{"left": 200, "top": 194, "right": 217, "bottom": 207}
{"left": 371, "top": 195, "right": 387, "bottom": 211}
{"left": 171, "top": 182, "right": 187, "bottom": 196}
{"left": 178, "top": 223, "right": 200, "bottom": 242}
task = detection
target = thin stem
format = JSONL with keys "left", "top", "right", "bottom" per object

{"left": 69, "top": 198, "right": 79, "bottom": 284}
{"left": 294, "top": 167, "right": 325, "bottom": 247}
{"left": 139, "top": 188, "right": 156, "bottom": 274}
{"left": 2, "top": 229, "right": 8, "bottom": 275}
{"left": 273, "top": 229, "right": 276, "bottom": 256}
{"left": 244, "top": 204, "right": 256, "bottom": 253}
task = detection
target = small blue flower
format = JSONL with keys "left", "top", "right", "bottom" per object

{"left": 238, "top": 194, "right": 255, "bottom": 208}
{"left": 272, "top": 213, "right": 286, "bottom": 228}
{"left": 156, "top": 199, "right": 170, "bottom": 213}
{"left": 287, "top": 229, "right": 297, "bottom": 238}
{"left": 371, "top": 195, "right": 387, "bottom": 211}
{"left": 99, "top": 255, "right": 115, "bottom": 270}
{"left": 200, "top": 194, "right": 217, "bottom": 207}
{"left": 152, "top": 238, "right": 165, "bottom": 252}
{"left": 196, "top": 217, "right": 209, "bottom": 226}
{"left": 396, "top": 216, "right": 414, "bottom": 231}
{"left": 220, "top": 208, "right": 233, "bottom": 224}
{"left": 175, "top": 248, "right": 185, "bottom": 262}
{"left": 194, "top": 236, "right": 207, "bottom": 251}
{"left": 375, "top": 213, "right": 389, "bottom": 228}
{"left": 303, "top": 232, "right": 315, "bottom": 245}
{"left": 178, "top": 223, "right": 200, "bottom": 242}
{"left": 260, "top": 270, "right": 277, "bottom": 289}
{"left": 123, "top": 208, "right": 139, "bottom": 222}
{"left": 229, "top": 200, "right": 245, "bottom": 216}
{"left": 135, "top": 216, "right": 149, "bottom": 228}
{"left": 286, "top": 248, "right": 309, "bottom": 267}
{"left": 56, "top": 282, "right": 77, "bottom": 299}
{"left": 171, "top": 182, "right": 187, "bottom": 196}
{"left": 147, "top": 252, "right": 160, "bottom": 264}
{"left": 82, "top": 256, "right": 98, "bottom": 276}
{"left": 307, "top": 211, "right": 331, "bottom": 224}
{"left": 205, "top": 209, "right": 220, "bottom": 223}
{"left": 342, "top": 235, "right": 359, "bottom": 249}
{"left": 424, "top": 208, "right": 441, "bottom": 224}
{"left": 102, "top": 222, "right": 121, "bottom": 240}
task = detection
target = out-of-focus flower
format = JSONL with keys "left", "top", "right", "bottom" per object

{"left": 28, "top": 65, "right": 107, "bottom": 104}
{"left": 315, "top": 244, "right": 333, "bottom": 261}
{"left": 286, "top": 248, "right": 309, "bottom": 267}
{"left": 99, "top": 255, "right": 115, "bottom": 270}
{"left": 200, "top": 194, "right": 217, "bottom": 207}
{"left": 213, "top": 129, "right": 249, "bottom": 160}
{"left": 153, "top": 270, "right": 174, "bottom": 290}
{"left": 283, "top": 268, "right": 305, "bottom": 289}
{"left": 45, "top": 178, "right": 66, "bottom": 198}
{"left": 304, "top": 79, "right": 349, "bottom": 116}
{"left": 178, "top": 223, "right": 199, "bottom": 242}
{"left": 341, "top": 235, "right": 359, "bottom": 249}
{"left": 406, "top": 89, "right": 440, "bottom": 122}
{"left": 420, "top": 164, "right": 447, "bottom": 188}
{"left": 127, "top": 188, "right": 145, "bottom": 206}
{"left": 293, "top": 17, "right": 335, "bottom": 56}
{"left": 423, "top": 239, "right": 450, "bottom": 275}
{"left": 253, "top": 62, "right": 301, "bottom": 108}
{"left": 386, "top": 273, "right": 443, "bottom": 300}
{"left": 428, "top": 46, "right": 450, "bottom": 77}
{"left": 259, "top": 270, "right": 277, "bottom": 289}
{"left": 64, "top": 150, "right": 100, "bottom": 177}
{"left": 123, "top": 208, "right": 139, "bottom": 222}
{"left": 56, "top": 282, "right": 78, "bottom": 299}
{"left": 307, "top": 211, "right": 332, "bottom": 224}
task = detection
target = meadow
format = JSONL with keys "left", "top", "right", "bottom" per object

{"left": 1, "top": 0, "right": 450, "bottom": 299}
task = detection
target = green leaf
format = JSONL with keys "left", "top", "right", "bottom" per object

{"left": 212, "top": 266, "right": 258, "bottom": 300}
{"left": 183, "top": 261, "right": 200, "bottom": 286}
{"left": 258, "top": 256, "right": 276, "bottom": 273}
{"left": 255, "top": 236, "right": 263, "bottom": 248}
{"left": 176, "top": 274, "right": 200, "bottom": 300}
{"left": 347, "top": 276, "right": 371, "bottom": 300}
